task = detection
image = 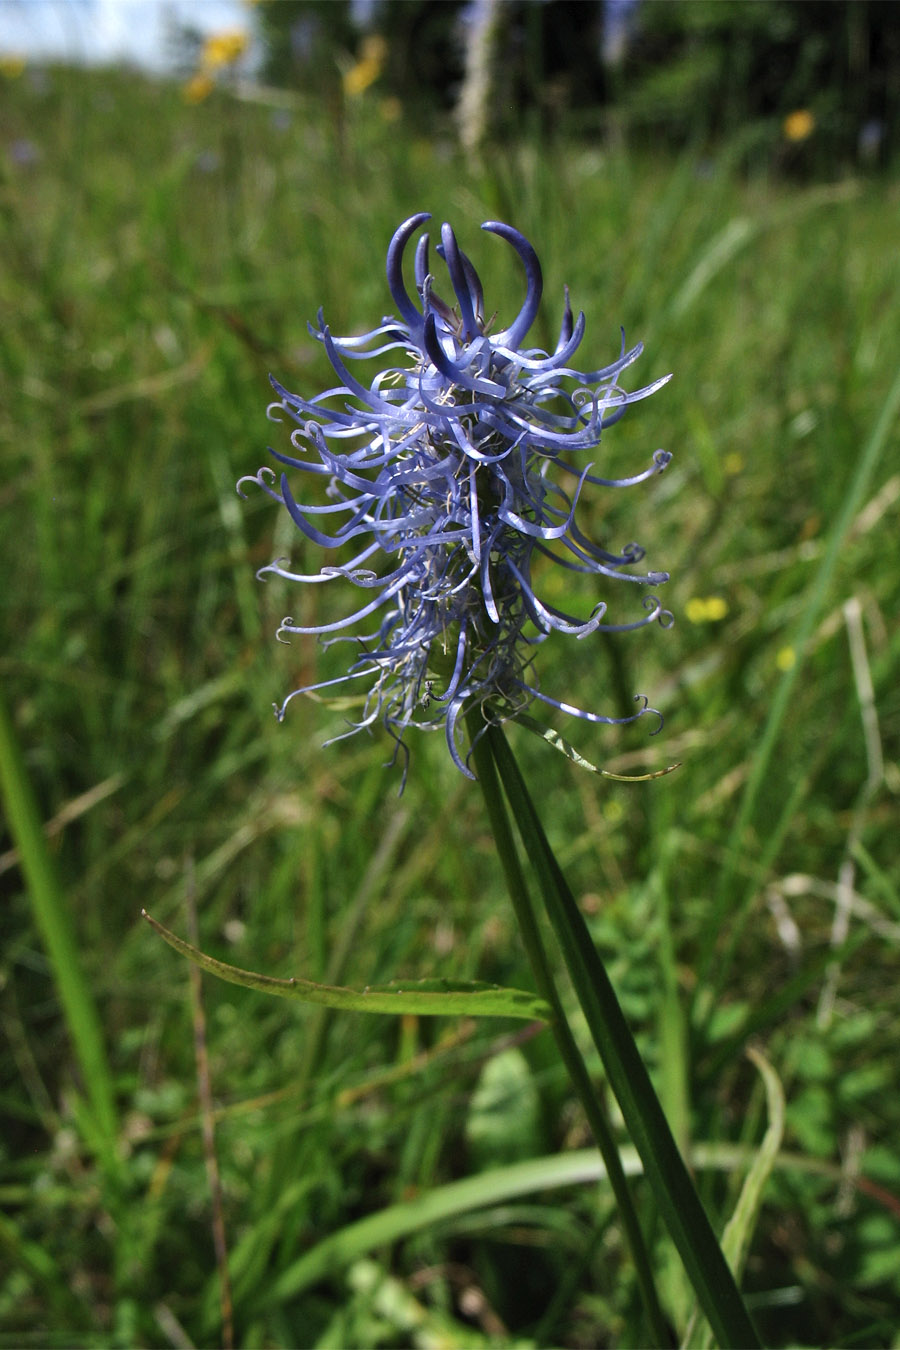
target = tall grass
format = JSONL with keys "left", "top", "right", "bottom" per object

{"left": 2, "top": 64, "right": 899, "bottom": 1347}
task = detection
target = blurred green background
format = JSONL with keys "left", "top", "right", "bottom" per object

{"left": 2, "top": 2, "right": 899, "bottom": 1346}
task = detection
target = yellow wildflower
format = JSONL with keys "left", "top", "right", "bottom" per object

{"left": 344, "top": 34, "right": 387, "bottom": 98}
{"left": 783, "top": 109, "right": 815, "bottom": 143}
{"left": 202, "top": 30, "right": 248, "bottom": 71}
{"left": 685, "top": 597, "right": 728, "bottom": 624}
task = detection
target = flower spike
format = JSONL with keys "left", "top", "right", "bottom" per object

{"left": 241, "top": 214, "right": 672, "bottom": 780}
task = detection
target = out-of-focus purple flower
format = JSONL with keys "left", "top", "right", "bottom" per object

{"left": 858, "top": 118, "right": 885, "bottom": 164}
{"left": 602, "top": 0, "right": 641, "bottom": 67}
{"left": 9, "top": 137, "right": 40, "bottom": 166}
{"left": 290, "top": 16, "right": 319, "bottom": 63}
{"left": 240, "top": 213, "right": 671, "bottom": 780}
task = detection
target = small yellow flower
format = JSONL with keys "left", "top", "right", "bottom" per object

{"left": 685, "top": 597, "right": 728, "bottom": 624}
{"left": 723, "top": 452, "right": 743, "bottom": 476}
{"left": 0, "top": 53, "right": 26, "bottom": 79}
{"left": 776, "top": 646, "right": 796, "bottom": 672}
{"left": 343, "top": 34, "right": 387, "bottom": 97}
{"left": 783, "top": 109, "right": 815, "bottom": 143}
{"left": 202, "top": 29, "right": 248, "bottom": 71}
{"left": 183, "top": 71, "right": 214, "bottom": 104}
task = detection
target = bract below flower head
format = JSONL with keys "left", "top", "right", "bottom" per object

{"left": 239, "top": 213, "right": 673, "bottom": 784}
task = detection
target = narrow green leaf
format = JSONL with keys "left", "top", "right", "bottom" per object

{"left": 489, "top": 726, "right": 761, "bottom": 1349}
{"left": 0, "top": 688, "right": 118, "bottom": 1162}
{"left": 669, "top": 217, "right": 757, "bottom": 318}
{"left": 469, "top": 718, "right": 672, "bottom": 1348}
{"left": 266, "top": 1140, "right": 835, "bottom": 1309}
{"left": 515, "top": 714, "right": 682, "bottom": 781}
{"left": 142, "top": 911, "right": 551, "bottom": 1020}
{"left": 719, "top": 1049, "right": 785, "bottom": 1276}
{"left": 684, "top": 1048, "right": 785, "bottom": 1349}
{"left": 270, "top": 1149, "right": 635, "bottom": 1306}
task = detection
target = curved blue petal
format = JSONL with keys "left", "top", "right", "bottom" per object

{"left": 385, "top": 212, "right": 431, "bottom": 331}
{"left": 440, "top": 222, "right": 479, "bottom": 340}
{"left": 482, "top": 221, "right": 543, "bottom": 350}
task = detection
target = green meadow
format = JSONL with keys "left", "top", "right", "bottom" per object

{"left": 2, "top": 63, "right": 899, "bottom": 1347}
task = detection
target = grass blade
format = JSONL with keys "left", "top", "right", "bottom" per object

{"left": 684, "top": 1048, "right": 785, "bottom": 1349}
{"left": 0, "top": 687, "right": 118, "bottom": 1160}
{"left": 268, "top": 1137, "right": 831, "bottom": 1310}
{"left": 698, "top": 362, "right": 900, "bottom": 1005}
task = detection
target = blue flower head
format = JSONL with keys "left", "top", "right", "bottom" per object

{"left": 240, "top": 213, "right": 672, "bottom": 782}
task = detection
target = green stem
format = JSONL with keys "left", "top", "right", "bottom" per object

{"left": 469, "top": 717, "right": 672, "bottom": 1348}
{"left": 488, "top": 723, "right": 760, "bottom": 1349}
